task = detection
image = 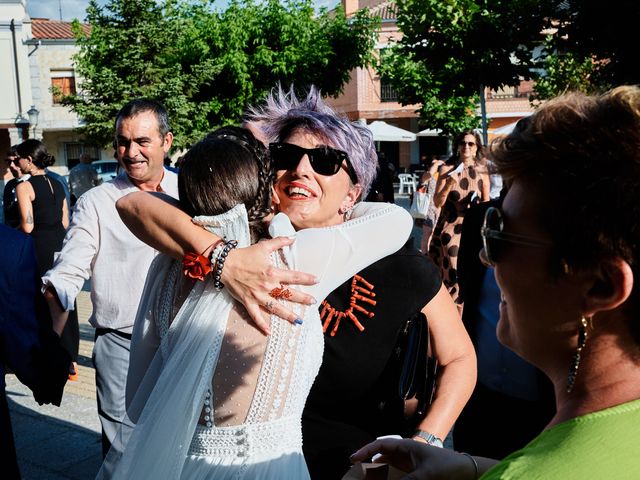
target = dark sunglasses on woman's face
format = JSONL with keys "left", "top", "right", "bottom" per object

{"left": 480, "top": 206, "right": 553, "bottom": 266}
{"left": 459, "top": 141, "right": 476, "bottom": 147}
{"left": 269, "top": 142, "right": 358, "bottom": 184}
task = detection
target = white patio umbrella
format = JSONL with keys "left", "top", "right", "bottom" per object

{"left": 366, "top": 120, "right": 416, "bottom": 142}
{"left": 416, "top": 128, "right": 443, "bottom": 137}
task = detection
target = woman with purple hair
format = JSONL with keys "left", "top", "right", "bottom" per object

{"left": 115, "top": 88, "right": 475, "bottom": 478}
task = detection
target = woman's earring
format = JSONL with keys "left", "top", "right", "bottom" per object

{"left": 566, "top": 315, "right": 591, "bottom": 393}
{"left": 340, "top": 205, "right": 354, "bottom": 220}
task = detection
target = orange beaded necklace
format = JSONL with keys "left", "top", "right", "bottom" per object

{"left": 320, "top": 274, "right": 376, "bottom": 336}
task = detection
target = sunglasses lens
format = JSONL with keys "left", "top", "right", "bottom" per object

{"left": 270, "top": 143, "right": 345, "bottom": 177}
{"left": 483, "top": 208, "right": 504, "bottom": 265}
{"left": 309, "top": 147, "right": 342, "bottom": 176}
{"left": 270, "top": 144, "right": 300, "bottom": 171}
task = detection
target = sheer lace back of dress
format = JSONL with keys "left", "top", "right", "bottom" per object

{"left": 205, "top": 247, "right": 309, "bottom": 428}
{"left": 154, "top": 206, "right": 312, "bottom": 430}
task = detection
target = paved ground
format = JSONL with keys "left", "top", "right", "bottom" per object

{"left": 6, "top": 195, "right": 421, "bottom": 480}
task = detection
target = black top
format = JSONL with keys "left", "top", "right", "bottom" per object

{"left": 302, "top": 240, "right": 441, "bottom": 479}
{"left": 26, "top": 174, "right": 66, "bottom": 277}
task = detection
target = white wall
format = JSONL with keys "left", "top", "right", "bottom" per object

{"left": 0, "top": 0, "right": 33, "bottom": 135}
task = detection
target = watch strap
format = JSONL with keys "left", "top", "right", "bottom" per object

{"left": 414, "top": 430, "right": 443, "bottom": 448}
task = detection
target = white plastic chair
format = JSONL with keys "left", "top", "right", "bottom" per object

{"left": 398, "top": 173, "right": 417, "bottom": 195}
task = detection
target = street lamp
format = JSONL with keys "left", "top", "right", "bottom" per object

{"left": 27, "top": 105, "right": 39, "bottom": 138}
{"left": 15, "top": 114, "right": 29, "bottom": 140}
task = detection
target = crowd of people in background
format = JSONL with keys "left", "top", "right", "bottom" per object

{"left": 1, "top": 84, "right": 640, "bottom": 480}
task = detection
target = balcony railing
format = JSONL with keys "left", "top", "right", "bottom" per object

{"left": 488, "top": 91, "right": 532, "bottom": 100}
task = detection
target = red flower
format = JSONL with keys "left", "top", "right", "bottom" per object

{"left": 182, "top": 252, "right": 213, "bottom": 281}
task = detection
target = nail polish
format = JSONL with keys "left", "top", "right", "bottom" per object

{"left": 294, "top": 318, "right": 304, "bottom": 325}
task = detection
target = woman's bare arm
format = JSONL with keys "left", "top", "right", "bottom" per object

{"left": 16, "top": 182, "right": 34, "bottom": 233}
{"left": 432, "top": 166, "right": 457, "bottom": 208}
{"left": 411, "top": 284, "right": 477, "bottom": 442}
{"left": 116, "top": 192, "right": 201, "bottom": 259}
{"left": 62, "top": 197, "right": 69, "bottom": 229}
{"left": 116, "top": 192, "right": 318, "bottom": 334}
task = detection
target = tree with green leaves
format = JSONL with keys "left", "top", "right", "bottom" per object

{"left": 65, "top": 0, "right": 378, "bottom": 149}
{"left": 532, "top": 1, "right": 640, "bottom": 101}
{"left": 379, "top": 0, "right": 551, "bottom": 135}
{"left": 531, "top": 37, "right": 597, "bottom": 103}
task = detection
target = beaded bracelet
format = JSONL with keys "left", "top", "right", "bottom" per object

{"left": 212, "top": 239, "right": 238, "bottom": 290}
{"left": 208, "top": 240, "right": 226, "bottom": 266}
{"left": 460, "top": 452, "right": 479, "bottom": 480}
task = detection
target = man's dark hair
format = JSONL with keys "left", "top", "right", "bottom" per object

{"left": 114, "top": 98, "right": 171, "bottom": 138}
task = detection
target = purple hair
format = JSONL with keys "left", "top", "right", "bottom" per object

{"left": 247, "top": 86, "right": 378, "bottom": 197}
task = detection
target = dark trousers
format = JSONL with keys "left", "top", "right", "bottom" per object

{"left": 1, "top": 392, "right": 21, "bottom": 479}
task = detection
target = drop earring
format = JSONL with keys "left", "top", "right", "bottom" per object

{"left": 566, "top": 315, "right": 591, "bottom": 393}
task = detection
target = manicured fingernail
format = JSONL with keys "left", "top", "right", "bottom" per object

{"left": 309, "top": 297, "right": 317, "bottom": 305}
{"left": 294, "top": 318, "right": 304, "bottom": 325}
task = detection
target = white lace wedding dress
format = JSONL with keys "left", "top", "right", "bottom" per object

{"left": 97, "top": 202, "right": 411, "bottom": 479}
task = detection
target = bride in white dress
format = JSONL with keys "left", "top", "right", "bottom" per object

{"left": 101, "top": 123, "right": 411, "bottom": 479}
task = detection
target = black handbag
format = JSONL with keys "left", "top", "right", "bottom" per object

{"left": 396, "top": 311, "right": 438, "bottom": 419}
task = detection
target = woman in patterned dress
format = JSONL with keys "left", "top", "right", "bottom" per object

{"left": 428, "top": 131, "right": 490, "bottom": 307}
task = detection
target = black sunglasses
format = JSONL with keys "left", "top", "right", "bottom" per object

{"left": 269, "top": 142, "right": 358, "bottom": 184}
{"left": 480, "top": 206, "right": 553, "bottom": 266}
{"left": 459, "top": 141, "right": 476, "bottom": 147}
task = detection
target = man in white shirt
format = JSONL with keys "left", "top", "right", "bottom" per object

{"left": 42, "top": 99, "right": 179, "bottom": 456}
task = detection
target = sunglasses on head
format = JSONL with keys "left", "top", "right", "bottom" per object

{"left": 269, "top": 142, "right": 358, "bottom": 184}
{"left": 459, "top": 141, "right": 476, "bottom": 147}
{"left": 480, "top": 206, "right": 553, "bottom": 266}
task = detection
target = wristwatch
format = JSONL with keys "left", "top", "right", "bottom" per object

{"left": 414, "top": 430, "right": 444, "bottom": 448}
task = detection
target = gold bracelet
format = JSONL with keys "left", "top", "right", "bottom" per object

{"left": 460, "top": 452, "right": 479, "bottom": 480}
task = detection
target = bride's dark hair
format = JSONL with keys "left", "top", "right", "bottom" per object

{"left": 178, "top": 126, "right": 274, "bottom": 242}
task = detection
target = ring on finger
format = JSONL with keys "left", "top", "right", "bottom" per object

{"left": 269, "top": 284, "right": 292, "bottom": 300}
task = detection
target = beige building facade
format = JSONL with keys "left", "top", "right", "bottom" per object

{"left": 1, "top": 0, "right": 106, "bottom": 179}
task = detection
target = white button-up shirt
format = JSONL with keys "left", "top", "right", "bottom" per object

{"left": 42, "top": 169, "right": 179, "bottom": 333}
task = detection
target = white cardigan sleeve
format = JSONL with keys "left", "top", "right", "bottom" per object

{"left": 274, "top": 202, "right": 413, "bottom": 301}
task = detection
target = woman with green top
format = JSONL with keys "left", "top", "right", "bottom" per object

{"left": 351, "top": 86, "right": 640, "bottom": 479}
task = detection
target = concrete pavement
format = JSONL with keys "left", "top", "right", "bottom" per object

{"left": 6, "top": 290, "right": 102, "bottom": 480}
